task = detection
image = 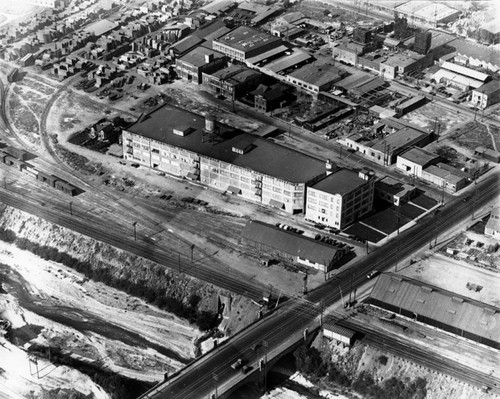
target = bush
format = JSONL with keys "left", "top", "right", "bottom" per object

{"left": 27, "top": 344, "right": 152, "bottom": 399}
{"left": 378, "top": 355, "right": 388, "bottom": 366}
{"left": 196, "top": 311, "right": 218, "bottom": 331}
{"left": 0, "top": 228, "right": 17, "bottom": 243}
{"left": 293, "top": 345, "right": 327, "bottom": 378}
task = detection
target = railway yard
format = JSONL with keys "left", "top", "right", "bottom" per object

{"left": 0, "top": 0, "right": 499, "bottom": 398}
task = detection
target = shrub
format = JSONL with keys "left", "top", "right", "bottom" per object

{"left": 378, "top": 355, "right": 388, "bottom": 366}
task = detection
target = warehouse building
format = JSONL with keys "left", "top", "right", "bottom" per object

{"left": 471, "top": 80, "right": 500, "bottom": 109}
{"left": 305, "top": 167, "right": 375, "bottom": 229}
{"left": 421, "top": 163, "right": 468, "bottom": 193}
{"left": 240, "top": 220, "right": 348, "bottom": 272}
{"left": 340, "top": 119, "right": 433, "bottom": 166}
{"left": 176, "top": 45, "right": 227, "bottom": 84}
{"left": 367, "top": 273, "right": 500, "bottom": 350}
{"left": 122, "top": 104, "right": 328, "bottom": 214}
{"left": 287, "top": 62, "right": 347, "bottom": 94}
{"left": 202, "top": 64, "right": 262, "bottom": 99}
{"left": 396, "top": 147, "right": 440, "bottom": 178}
{"left": 432, "top": 61, "right": 490, "bottom": 90}
{"left": 212, "top": 26, "right": 282, "bottom": 62}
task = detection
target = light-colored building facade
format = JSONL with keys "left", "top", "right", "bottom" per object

{"left": 305, "top": 167, "right": 375, "bottom": 229}
{"left": 212, "top": 26, "right": 282, "bottom": 62}
{"left": 485, "top": 207, "right": 500, "bottom": 239}
{"left": 396, "top": 147, "right": 440, "bottom": 178}
{"left": 122, "top": 104, "right": 327, "bottom": 214}
{"left": 471, "top": 80, "right": 500, "bottom": 109}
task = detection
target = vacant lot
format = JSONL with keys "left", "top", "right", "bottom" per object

{"left": 401, "top": 101, "right": 469, "bottom": 134}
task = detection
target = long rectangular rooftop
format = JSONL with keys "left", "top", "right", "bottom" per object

{"left": 126, "top": 104, "right": 326, "bottom": 183}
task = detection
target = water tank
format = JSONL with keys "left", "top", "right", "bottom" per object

{"left": 205, "top": 116, "right": 215, "bottom": 132}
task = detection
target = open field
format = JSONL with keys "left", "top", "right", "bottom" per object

{"left": 401, "top": 101, "right": 469, "bottom": 134}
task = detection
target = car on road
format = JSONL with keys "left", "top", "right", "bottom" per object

{"left": 231, "top": 358, "right": 243, "bottom": 370}
{"left": 367, "top": 270, "right": 379, "bottom": 279}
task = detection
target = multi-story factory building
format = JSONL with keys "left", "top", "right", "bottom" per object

{"left": 122, "top": 104, "right": 328, "bottom": 214}
{"left": 212, "top": 26, "right": 282, "bottom": 62}
{"left": 305, "top": 167, "right": 375, "bottom": 229}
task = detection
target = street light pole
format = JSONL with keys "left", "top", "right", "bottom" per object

{"left": 69, "top": 201, "right": 73, "bottom": 215}
{"left": 132, "top": 221, "right": 137, "bottom": 241}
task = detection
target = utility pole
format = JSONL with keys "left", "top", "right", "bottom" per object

{"left": 262, "top": 340, "right": 268, "bottom": 394}
{"left": 69, "top": 201, "right": 73, "bottom": 215}
{"left": 178, "top": 254, "right": 181, "bottom": 273}
{"left": 212, "top": 372, "right": 218, "bottom": 398}
{"left": 132, "top": 221, "right": 137, "bottom": 241}
{"left": 190, "top": 244, "right": 195, "bottom": 263}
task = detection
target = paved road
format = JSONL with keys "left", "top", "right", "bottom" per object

{"left": 139, "top": 172, "right": 500, "bottom": 398}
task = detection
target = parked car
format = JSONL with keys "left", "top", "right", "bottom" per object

{"left": 367, "top": 270, "right": 379, "bottom": 279}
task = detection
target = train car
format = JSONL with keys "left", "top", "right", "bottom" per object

{"left": 7, "top": 68, "right": 19, "bottom": 83}
{"left": 54, "top": 179, "right": 77, "bottom": 196}
{"left": 0, "top": 150, "right": 7, "bottom": 164}
{"left": 21, "top": 162, "right": 38, "bottom": 178}
{"left": 3, "top": 146, "right": 28, "bottom": 161}
{"left": 36, "top": 170, "right": 58, "bottom": 187}
{"left": 4, "top": 155, "right": 26, "bottom": 170}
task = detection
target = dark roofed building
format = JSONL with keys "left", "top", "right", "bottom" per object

{"left": 287, "top": 62, "right": 347, "bottom": 93}
{"left": 122, "top": 103, "right": 328, "bottom": 214}
{"left": 176, "top": 45, "right": 227, "bottom": 83}
{"left": 252, "top": 83, "right": 290, "bottom": 112}
{"left": 367, "top": 273, "right": 500, "bottom": 350}
{"left": 241, "top": 220, "right": 348, "bottom": 272}
{"left": 202, "top": 64, "right": 262, "bottom": 99}
{"left": 170, "top": 35, "right": 204, "bottom": 58}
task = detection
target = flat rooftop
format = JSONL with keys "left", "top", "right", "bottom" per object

{"left": 310, "top": 169, "right": 367, "bottom": 196}
{"left": 399, "top": 147, "right": 439, "bottom": 166}
{"left": 215, "top": 26, "right": 281, "bottom": 53}
{"left": 178, "top": 45, "right": 225, "bottom": 67}
{"left": 241, "top": 220, "right": 342, "bottom": 265}
{"left": 372, "top": 127, "right": 429, "bottom": 152}
{"left": 126, "top": 104, "right": 326, "bottom": 183}
{"left": 84, "top": 19, "right": 118, "bottom": 36}
{"left": 288, "top": 62, "right": 344, "bottom": 87}
{"left": 376, "top": 176, "right": 415, "bottom": 196}
{"left": 266, "top": 50, "right": 312, "bottom": 73}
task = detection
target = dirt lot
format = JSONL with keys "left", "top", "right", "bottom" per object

{"left": 448, "top": 121, "right": 500, "bottom": 152}
{"left": 401, "top": 101, "right": 469, "bottom": 134}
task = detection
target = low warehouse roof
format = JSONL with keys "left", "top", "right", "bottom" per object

{"left": 241, "top": 220, "right": 343, "bottom": 265}
{"left": 369, "top": 273, "right": 500, "bottom": 345}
